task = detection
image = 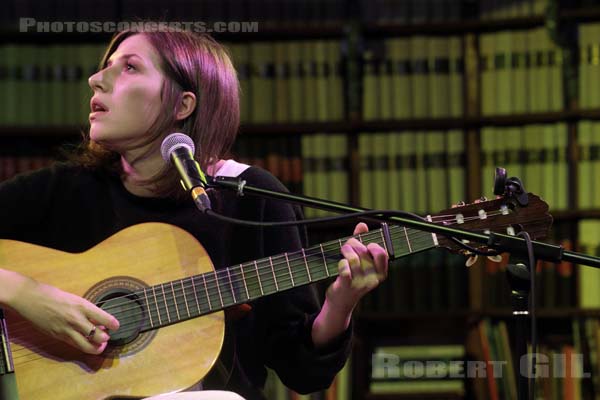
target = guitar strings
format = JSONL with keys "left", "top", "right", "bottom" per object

{"left": 7, "top": 228, "right": 436, "bottom": 358}
{"left": 8, "top": 210, "right": 513, "bottom": 360}
{"left": 7, "top": 210, "right": 512, "bottom": 347}
{"left": 7, "top": 210, "right": 511, "bottom": 345}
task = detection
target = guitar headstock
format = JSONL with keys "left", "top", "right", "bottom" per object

{"left": 432, "top": 193, "right": 553, "bottom": 255}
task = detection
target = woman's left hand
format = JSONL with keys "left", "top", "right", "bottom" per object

{"left": 325, "top": 222, "right": 389, "bottom": 314}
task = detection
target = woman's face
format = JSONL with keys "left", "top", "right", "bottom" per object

{"left": 88, "top": 34, "right": 165, "bottom": 152}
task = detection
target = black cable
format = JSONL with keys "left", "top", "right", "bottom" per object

{"left": 518, "top": 231, "right": 537, "bottom": 400}
{"left": 205, "top": 209, "right": 500, "bottom": 257}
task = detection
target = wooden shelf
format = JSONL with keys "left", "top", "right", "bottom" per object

{"left": 8, "top": 108, "right": 600, "bottom": 137}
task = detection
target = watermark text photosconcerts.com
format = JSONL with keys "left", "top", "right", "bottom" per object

{"left": 373, "top": 353, "right": 591, "bottom": 379}
{"left": 19, "top": 18, "right": 259, "bottom": 34}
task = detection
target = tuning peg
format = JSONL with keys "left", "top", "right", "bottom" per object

{"left": 465, "top": 255, "right": 478, "bottom": 267}
{"left": 487, "top": 255, "right": 503, "bottom": 263}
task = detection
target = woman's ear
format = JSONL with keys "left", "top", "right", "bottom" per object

{"left": 175, "top": 91, "right": 197, "bottom": 121}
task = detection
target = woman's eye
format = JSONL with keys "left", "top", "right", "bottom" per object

{"left": 126, "top": 63, "right": 136, "bottom": 71}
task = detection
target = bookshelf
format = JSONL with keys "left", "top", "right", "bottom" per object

{"left": 4, "top": 0, "right": 600, "bottom": 399}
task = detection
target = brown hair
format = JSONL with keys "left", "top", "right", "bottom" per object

{"left": 76, "top": 29, "right": 240, "bottom": 200}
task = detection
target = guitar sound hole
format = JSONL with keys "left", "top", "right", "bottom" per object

{"left": 97, "top": 289, "right": 145, "bottom": 346}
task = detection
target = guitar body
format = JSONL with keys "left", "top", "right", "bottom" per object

{"left": 0, "top": 223, "right": 225, "bottom": 400}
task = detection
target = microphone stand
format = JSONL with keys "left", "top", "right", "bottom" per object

{"left": 208, "top": 174, "right": 600, "bottom": 268}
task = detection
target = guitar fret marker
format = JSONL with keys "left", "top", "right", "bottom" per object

{"left": 269, "top": 257, "right": 279, "bottom": 291}
{"left": 227, "top": 268, "right": 236, "bottom": 304}
{"left": 301, "top": 249, "right": 312, "bottom": 282}
{"left": 284, "top": 253, "right": 295, "bottom": 286}
{"left": 319, "top": 244, "right": 330, "bottom": 277}
{"left": 254, "top": 261, "right": 264, "bottom": 295}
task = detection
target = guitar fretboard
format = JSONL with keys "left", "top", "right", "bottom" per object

{"left": 110, "top": 224, "right": 438, "bottom": 332}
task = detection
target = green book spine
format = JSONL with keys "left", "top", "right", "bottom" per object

{"left": 399, "top": 131, "right": 416, "bottom": 211}
{"left": 362, "top": 45, "right": 378, "bottom": 121}
{"left": 327, "top": 134, "right": 348, "bottom": 206}
{"left": 425, "top": 130, "right": 447, "bottom": 213}
{"left": 578, "top": 121, "right": 593, "bottom": 209}
{"left": 378, "top": 44, "right": 393, "bottom": 120}
{"left": 579, "top": 24, "right": 591, "bottom": 109}
{"left": 523, "top": 124, "right": 543, "bottom": 197}
{"left": 480, "top": 34, "right": 496, "bottom": 116}
{"left": 589, "top": 25, "right": 600, "bottom": 109}
{"left": 359, "top": 133, "right": 373, "bottom": 209}
{"left": 446, "top": 129, "right": 465, "bottom": 205}
{"left": 448, "top": 36, "right": 464, "bottom": 118}
{"left": 327, "top": 40, "right": 343, "bottom": 121}
{"left": 301, "top": 134, "right": 316, "bottom": 218}
{"left": 410, "top": 36, "right": 429, "bottom": 118}
{"left": 579, "top": 220, "right": 600, "bottom": 308}
{"left": 302, "top": 41, "right": 318, "bottom": 122}
{"left": 495, "top": 31, "right": 512, "bottom": 115}
{"left": 249, "top": 42, "right": 274, "bottom": 123}
{"left": 287, "top": 41, "right": 304, "bottom": 123}
{"left": 414, "top": 132, "right": 427, "bottom": 214}
{"left": 428, "top": 36, "right": 450, "bottom": 118}
{"left": 389, "top": 38, "right": 412, "bottom": 119}
{"left": 386, "top": 132, "right": 401, "bottom": 211}
{"left": 49, "top": 45, "right": 67, "bottom": 126}
{"left": 512, "top": 30, "right": 529, "bottom": 113}
{"left": 541, "top": 124, "right": 557, "bottom": 208}
{"left": 313, "top": 133, "right": 329, "bottom": 217}
{"left": 372, "top": 132, "right": 389, "bottom": 211}
{"left": 315, "top": 40, "right": 329, "bottom": 122}
{"left": 592, "top": 121, "right": 600, "bottom": 208}
{"left": 274, "top": 42, "right": 290, "bottom": 123}
{"left": 480, "top": 127, "right": 497, "bottom": 198}
{"left": 555, "top": 123, "right": 568, "bottom": 210}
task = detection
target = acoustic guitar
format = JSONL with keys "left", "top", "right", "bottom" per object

{"left": 0, "top": 194, "right": 552, "bottom": 399}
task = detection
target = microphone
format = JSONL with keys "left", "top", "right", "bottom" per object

{"left": 160, "top": 133, "right": 211, "bottom": 212}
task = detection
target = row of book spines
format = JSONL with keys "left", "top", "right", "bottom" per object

{"left": 1, "top": 0, "right": 346, "bottom": 25}
{"left": 0, "top": 40, "right": 345, "bottom": 126}
{"left": 358, "top": 249, "right": 469, "bottom": 314}
{"left": 229, "top": 40, "right": 344, "bottom": 124}
{"left": 578, "top": 23, "right": 600, "bottom": 110}
{"left": 480, "top": 124, "right": 569, "bottom": 211}
{"left": 363, "top": 36, "right": 464, "bottom": 120}
{"left": 358, "top": 130, "right": 466, "bottom": 216}
{"left": 577, "top": 120, "right": 600, "bottom": 210}
{"left": 468, "top": 317, "right": 600, "bottom": 400}
{"left": 480, "top": 27, "right": 564, "bottom": 115}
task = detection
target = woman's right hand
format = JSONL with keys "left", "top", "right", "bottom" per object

{"left": 3, "top": 271, "right": 119, "bottom": 355}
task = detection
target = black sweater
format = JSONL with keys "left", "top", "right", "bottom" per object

{"left": 0, "top": 162, "right": 351, "bottom": 399}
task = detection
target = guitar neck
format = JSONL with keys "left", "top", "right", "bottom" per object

{"left": 134, "top": 224, "right": 437, "bottom": 332}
